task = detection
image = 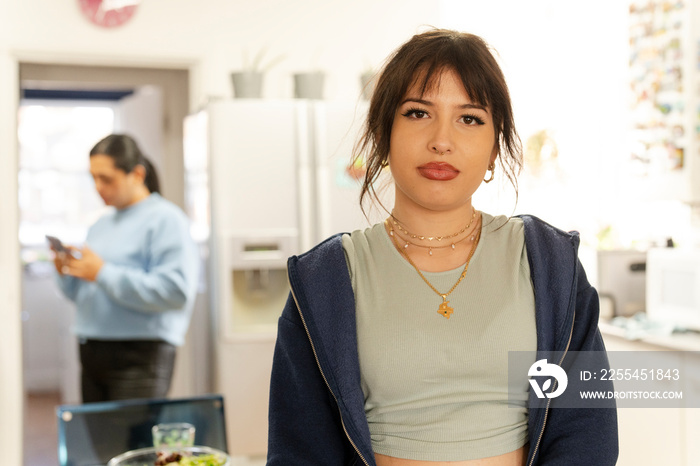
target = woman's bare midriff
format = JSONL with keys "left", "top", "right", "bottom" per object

{"left": 375, "top": 445, "right": 529, "bottom": 466}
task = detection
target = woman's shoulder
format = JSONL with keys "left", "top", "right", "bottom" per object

{"left": 481, "top": 212, "right": 578, "bottom": 240}
{"left": 513, "top": 214, "right": 582, "bottom": 277}
{"left": 292, "top": 223, "right": 384, "bottom": 274}
{"left": 148, "top": 193, "right": 186, "bottom": 215}
{"left": 481, "top": 212, "right": 523, "bottom": 236}
{"left": 516, "top": 214, "right": 580, "bottom": 243}
{"left": 341, "top": 222, "right": 382, "bottom": 246}
{"left": 134, "top": 194, "right": 190, "bottom": 229}
{"left": 341, "top": 223, "right": 388, "bottom": 259}
{"left": 480, "top": 212, "right": 581, "bottom": 263}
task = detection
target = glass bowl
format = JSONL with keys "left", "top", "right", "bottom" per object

{"left": 107, "top": 445, "right": 230, "bottom": 466}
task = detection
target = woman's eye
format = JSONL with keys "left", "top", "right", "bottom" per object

{"left": 462, "top": 115, "right": 485, "bottom": 125}
{"left": 402, "top": 108, "right": 428, "bottom": 119}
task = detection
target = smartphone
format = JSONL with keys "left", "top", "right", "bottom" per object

{"left": 46, "top": 235, "right": 82, "bottom": 259}
{"left": 46, "top": 235, "right": 69, "bottom": 253}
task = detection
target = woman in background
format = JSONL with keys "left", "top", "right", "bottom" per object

{"left": 267, "top": 30, "right": 618, "bottom": 465}
{"left": 52, "top": 134, "right": 198, "bottom": 402}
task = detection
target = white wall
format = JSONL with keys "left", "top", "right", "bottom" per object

{"left": 443, "top": 0, "right": 630, "bottom": 241}
{"left": 0, "top": 0, "right": 441, "bottom": 462}
{"left": 3, "top": 0, "right": 442, "bottom": 105}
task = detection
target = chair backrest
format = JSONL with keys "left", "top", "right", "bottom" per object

{"left": 56, "top": 394, "right": 227, "bottom": 466}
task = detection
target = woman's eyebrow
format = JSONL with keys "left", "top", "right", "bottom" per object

{"left": 400, "top": 97, "right": 432, "bottom": 106}
{"left": 459, "top": 103, "right": 487, "bottom": 111}
{"left": 400, "top": 97, "right": 487, "bottom": 112}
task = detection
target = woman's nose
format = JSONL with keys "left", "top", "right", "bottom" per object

{"left": 429, "top": 119, "right": 453, "bottom": 155}
{"left": 94, "top": 180, "right": 105, "bottom": 194}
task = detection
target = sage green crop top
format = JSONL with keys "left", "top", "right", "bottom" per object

{"left": 341, "top": 212, "right": 537, "bottom": 461}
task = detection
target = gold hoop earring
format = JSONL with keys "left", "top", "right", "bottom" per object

{"left": 483, "top": 163, "right": 495, "bottom": 183}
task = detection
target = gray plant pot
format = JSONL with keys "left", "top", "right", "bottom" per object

{"left": 293, "top": 72, "right": 325, "bottom": 99}
{"left": 231, "top": 71, "right": 264, "bottom": 98}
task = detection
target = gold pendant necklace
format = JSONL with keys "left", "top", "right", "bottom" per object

{"left": 386, "top": 214, "right": 482, "bottom": 319}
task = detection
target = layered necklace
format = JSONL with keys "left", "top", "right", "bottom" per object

{"left": 390, "top": 208, "right": 476, "bottom": 255}
{"left": 386, "top": 211, "right": 482, "bottom": 319}
{"left": 389, "top": 208, "right": 476, "bottom": 256}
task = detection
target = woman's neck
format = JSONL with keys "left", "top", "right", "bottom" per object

{"left": 390, "top": 203, "right": 475, "bottom": 239}
{"left": 122, "top": 186, "right": 151, "bottom": 209}
{"left": 386, "top": 204, "right": 481, "bottom": 273}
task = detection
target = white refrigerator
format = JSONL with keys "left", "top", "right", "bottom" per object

{"left": 183, "top": 99, "right": 387, "bottom": 456}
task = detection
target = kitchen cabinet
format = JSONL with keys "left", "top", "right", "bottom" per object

{"left": 683, "top": 354, "right": 700, "bottom": 463}
{"left": 601, "top": 326, "right": 700, "bottom": 465}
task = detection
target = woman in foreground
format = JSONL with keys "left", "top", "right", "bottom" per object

{"left": 267, "top": 29, "right": 618, "bottom": 465}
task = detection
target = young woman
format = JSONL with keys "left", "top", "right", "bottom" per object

{"left": 52, "top": 134, "right": 199, "bottom": 402}
{"left": 267, "top": 30, "right": 618, "bottom": 465}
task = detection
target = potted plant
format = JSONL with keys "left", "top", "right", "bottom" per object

{"left": 293, "top": 71, "right": 325, "bottom": 99}
{"left": 293, "top": 49, "right": 326, "bottom": 99}
{"left": 231, "top": 47, "right": 285, "bottom": 99}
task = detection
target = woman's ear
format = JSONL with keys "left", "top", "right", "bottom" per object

{"left": 130, "top": 164, "right": 147, "bottom": 184}
{"left": 490, "top": 143, "right": 499, "bottom": 165}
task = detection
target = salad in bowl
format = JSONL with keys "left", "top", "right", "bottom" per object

{"left": 108, "top": 446, "right": 229, "bottom": 466}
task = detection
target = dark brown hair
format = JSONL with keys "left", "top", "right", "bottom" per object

{"left": 89, "top": 134, "right": 160, "bottom": 194}
{"left": 353, "top": 28, "right": 522, "bottom": 214}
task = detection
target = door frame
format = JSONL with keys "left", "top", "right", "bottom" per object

{"left": 19, "top": 62, "right": 190, "bottom": 208}
{"left": 4, "top": 52, "right": 198, "bottom": 464}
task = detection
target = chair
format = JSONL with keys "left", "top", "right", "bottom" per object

{"left": 56, "top": 394, "right": 228, "bottom": 466}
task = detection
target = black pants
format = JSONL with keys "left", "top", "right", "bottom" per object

{"left": 79, "top": 339, "right": 176, "bottom": 403}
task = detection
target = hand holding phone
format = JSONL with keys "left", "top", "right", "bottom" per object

{"left": 46, "top": 235, "right": 69, "bottom": 254}
{"left": 46, "top": 234, "right": 82, "bottom": 264}
{"left": 47, "top": 235, "right": 72, "bottom": 275}
{"left": 46, "top": 236, "right": 100, "bottom": 280}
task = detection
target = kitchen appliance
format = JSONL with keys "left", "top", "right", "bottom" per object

{"left": 183, "top": 99, "right": 388, "bottom": 456}
{"left": 646, "top": 247, "right": 700, "bottom": 331}
{"left": 597, "top": 250, "right": 647, "bottom": 318}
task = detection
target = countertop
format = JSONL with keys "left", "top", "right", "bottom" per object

{"left": 599, "top": 319, "right": 700, "bottom": 352}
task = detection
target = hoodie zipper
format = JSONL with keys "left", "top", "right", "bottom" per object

{"left": 289, "top": 285, "right": 371, "bottom": 466}
{"left": 527, "top": 309, "right": 576, "bottom": 466}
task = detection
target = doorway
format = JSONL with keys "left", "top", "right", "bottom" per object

{"left": 18, "top": 63, "right": 204, "bottom": 466}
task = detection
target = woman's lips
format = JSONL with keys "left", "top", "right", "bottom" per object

{"left": 418, "top": 162, "right": 460, "bottom": 181}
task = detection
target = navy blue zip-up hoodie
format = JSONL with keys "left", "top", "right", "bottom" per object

{"left": 267, "top": 215, "right": 619, "bottom": 465}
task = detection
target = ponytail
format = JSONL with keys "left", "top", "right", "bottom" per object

{"left": 140, "top": 156, "right": 161, "bottom": 194}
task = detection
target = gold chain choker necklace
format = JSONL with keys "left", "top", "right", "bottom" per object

{"left": 389, "top": 225, "right": 478, "bottom": 256}
{"left": 390, "top": 208, "right": 476, "bottom": 242}
{"left": 386, "top": 212, "right": 482, "bottom": 319}
{"left": 388, "top": 208, "right": 477, "bottom": 256}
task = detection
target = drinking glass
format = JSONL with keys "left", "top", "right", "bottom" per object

{"left": 151, "top": 422, "right": 196, "bottom": 450}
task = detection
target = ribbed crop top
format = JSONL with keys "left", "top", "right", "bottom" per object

{"left": 341, "top": 212, "right": 537, "bottom": 461}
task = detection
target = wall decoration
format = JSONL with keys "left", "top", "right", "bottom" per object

{"left": 78, "top": 0, "right": 139, "bottom": 29}
{"left": 628, "top": 0, "right": 687, "bottom": 176}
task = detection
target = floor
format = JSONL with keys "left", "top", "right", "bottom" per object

{"left": 23, "top": 391, "right": 267, "bottom": 466}
{"left": 24, "top": 391, "right": 60, "bottom": 466}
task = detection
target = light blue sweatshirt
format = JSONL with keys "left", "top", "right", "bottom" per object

{"left": 56, "top": 193, "right": 199, "bottom": 346}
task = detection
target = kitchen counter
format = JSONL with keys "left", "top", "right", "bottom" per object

{"left": 598, "top": 319, "right": 700, "bottom": 352}
{"left": 598, "top": 319, "right": 700, "bottom": 466}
